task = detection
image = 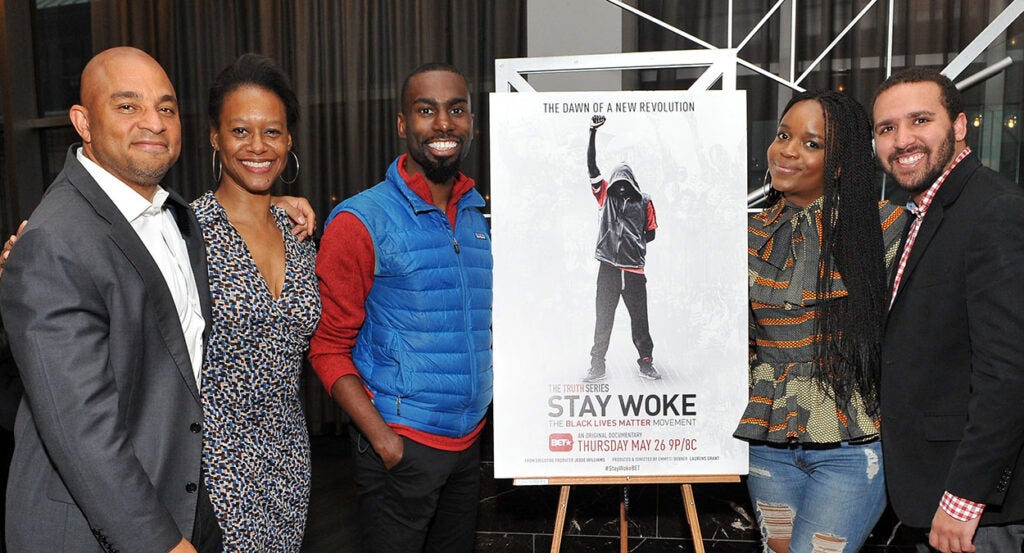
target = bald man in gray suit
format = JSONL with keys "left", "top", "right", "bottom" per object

{"left": 0, "top": 47, "right": 217, "bottom": 553}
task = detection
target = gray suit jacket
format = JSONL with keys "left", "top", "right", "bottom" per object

{"left": 0, "top": 146, "right": 212, "bottom": 552}
{"left": 0, "top": 315, "right": 22, "bottom": 432}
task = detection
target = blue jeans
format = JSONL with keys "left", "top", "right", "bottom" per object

{"left": 747, "top": 440, "right": 887, "bottom": 553}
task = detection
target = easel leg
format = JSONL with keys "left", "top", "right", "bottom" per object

{"left": 619, "top": 486, "right": 629, "bottom": 553}
{"left": 681, "top": 484, "right": 706, "bottom": 553}
{"left": 550, "top": 485, "right": 571, "bottom": 553}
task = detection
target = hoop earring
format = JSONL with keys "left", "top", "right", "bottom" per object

{"left": 281, "top": 150, "right": 300, "bottom": 184}
{"left": 760, "top": 168, "right": 782, "bottom": 206}
{"left": 211, "top": 149, "right": 222, "bottom": 183}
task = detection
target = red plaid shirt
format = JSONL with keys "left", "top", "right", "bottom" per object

{"left": 941, "top": 490, "right": 985, "bottom": 521}
{"left": 889, "top": 147, "right": 972, "bottom": 308}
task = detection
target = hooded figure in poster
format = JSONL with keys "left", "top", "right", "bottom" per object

{"left": 584, "top": 114, "right": 660, "bottom": 383}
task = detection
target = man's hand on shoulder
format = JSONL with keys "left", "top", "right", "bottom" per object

{"left": 270, "top": 196, "right": 317, "bottom": 241}
{"left": 929, "top": 506, "right": 980, "bottom": 553}
{"left": 0, "top": 220, "right": 27, "bottom": 278}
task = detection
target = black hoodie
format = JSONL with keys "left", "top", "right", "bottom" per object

{"left": 593, "top": 163, "right": 652, "bottom": 269}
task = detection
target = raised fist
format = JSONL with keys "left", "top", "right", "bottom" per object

{"left": 591, "top": 114, "right": 606, "bottom": 129}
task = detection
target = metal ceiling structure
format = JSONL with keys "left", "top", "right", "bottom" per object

{"left": 496, "top": 0, "right": 1024, "bottom": 207}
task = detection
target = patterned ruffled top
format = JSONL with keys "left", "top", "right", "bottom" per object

{"left": 734, "top": 198, "right": 907, "bottom": 444}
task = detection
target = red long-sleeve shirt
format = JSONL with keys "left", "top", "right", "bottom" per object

{"left": 309, "top": 155, "right": 485, "bottom": 450}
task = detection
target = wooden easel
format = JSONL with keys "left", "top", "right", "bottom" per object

{"left": 513, "top": 474, "right": 741, "bottom": 553}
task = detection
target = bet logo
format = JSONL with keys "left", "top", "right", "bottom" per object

{"left": 549, "top": 433, "right": 574, "bottom": 452}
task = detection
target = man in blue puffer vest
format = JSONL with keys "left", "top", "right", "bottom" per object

{"left": 310, "top": 62, "right": 492, "bottom": 553}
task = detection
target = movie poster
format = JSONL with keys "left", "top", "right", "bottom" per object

{"left": 490, "top": 90, "right": 749, "bottom": 478}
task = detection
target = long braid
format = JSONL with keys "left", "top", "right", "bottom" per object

{"left": 783, "top": 90, "right": 887, "bottom": 415}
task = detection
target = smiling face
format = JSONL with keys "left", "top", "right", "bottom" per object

{"left": 397, "top": 69, "right": 474, "bottom": 186}
{"left": 873, "top": 81, "right": 967, "bottom": 198}
{"left": 210, "top": 85, "right": 292, "bottom": 194}
{"left": 767, "top": 99, "right": 827, "bottom": 208}
{"left": 69, "top": 47, "right": 181, "bottom": 197}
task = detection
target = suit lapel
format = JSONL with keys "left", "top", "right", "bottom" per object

{"left": 109, "top": 223, "right": 202, "bottom": 403}
{"left": 166, "top": 189, "right": 212, "bottom": 340}
{"left": 896, "top": 204, "right": 944, "bottom": 301}
{"left": 888, "top": 153, "right": 979, "bottom": 314}
{"left": 63, "top": 147, "right": 203, "bottom": 403}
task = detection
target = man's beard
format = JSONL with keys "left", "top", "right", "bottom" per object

{"left": 412, "top": 149, "right": 463, "bottom": 184}
{"left": 126, "top": 161, "right": 174, "bottom": 186}
{"left": 889, "top": 128, "right": 956, "bottom": 196}
{"left": 422, "top": 161, "right": 461, "bottom": 185}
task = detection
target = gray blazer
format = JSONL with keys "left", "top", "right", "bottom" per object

{"left": 0, "top": 146, "right": 212, "bottom": 552}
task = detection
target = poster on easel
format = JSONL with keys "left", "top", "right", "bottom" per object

{"left": 490, "top": 90, "right": 749, "bottom": 479}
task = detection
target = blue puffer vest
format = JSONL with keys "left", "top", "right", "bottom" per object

{"left": 326, "top": 158, "right": 493, "bottom": 438}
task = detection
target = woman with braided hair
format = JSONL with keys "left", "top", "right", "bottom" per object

{"left": 734, "top": 90, "right": 908, "bottom": 553}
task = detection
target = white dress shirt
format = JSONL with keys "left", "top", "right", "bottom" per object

{"left": 77, "top": 148, "right": 206, "bottom": 385}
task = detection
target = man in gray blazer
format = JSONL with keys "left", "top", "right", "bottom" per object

{"left": 0, "top": 47, "right": 217, "bottom": 553}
